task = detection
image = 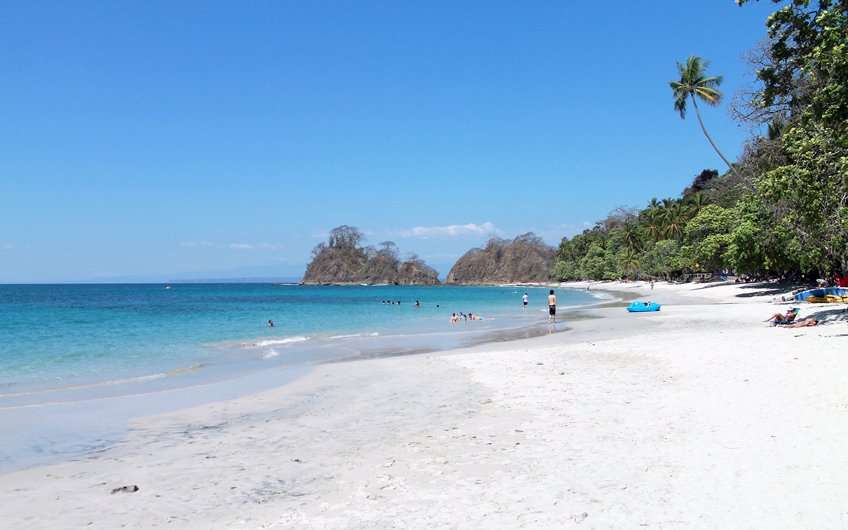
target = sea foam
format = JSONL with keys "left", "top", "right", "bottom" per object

{"left": 251, "top": 336, "right": 311, "bottom": 348}
{"left": 329, "top": 332, "right": 380, "bottom": 339}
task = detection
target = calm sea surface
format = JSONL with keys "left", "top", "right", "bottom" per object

{"left": 0, "top": 283, "right": 603, "bottom": 470}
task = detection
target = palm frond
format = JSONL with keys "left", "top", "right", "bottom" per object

{"left": 674, "top": 95, "right": 688, "bottom": 118}
{"left": 694, "top": 86, "right": 723, "bottom": 105}
{"left": 699, "top": 75, "right": 723, "bottom": 88}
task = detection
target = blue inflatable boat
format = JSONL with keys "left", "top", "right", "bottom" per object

{"left": 794, "top": 287, "right": 848, "bottom": 302}
{"left": 627, "top": 301, "right": 661, "bottom": 312}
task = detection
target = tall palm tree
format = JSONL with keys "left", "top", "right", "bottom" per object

{"left": 621, "top": 222, "right": 643, "bottom": 252}
{"left": 619, "top": 249, "right": 641, "bottom": 279}
{"left": 662, "top": 202, "right": 687, "bottom": 240}
{"left": 670, "top": 56, "right": 740, "bottom": 178}
{"left": 644, "top": 207, "right": 669, "bottom": 243}
{"left": 644, "top": 210, "right": 663, "bottom": 243}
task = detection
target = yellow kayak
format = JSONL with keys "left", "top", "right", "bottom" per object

{"left": 807, "top": 295, "right": 848, "bottom": 303}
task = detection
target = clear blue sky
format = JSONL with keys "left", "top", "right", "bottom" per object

{"left": 1, "top": 1, "right": 776, "bottom": 282}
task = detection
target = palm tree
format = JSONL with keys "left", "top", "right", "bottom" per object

{"left": 670, "top": 56, "right": 740, "bottom": 178}
{"left": 662, "top": 202, "right": 687, "bottom": 240}
{"left": 619, "top": 249, "right": 641, "bottom": 279}
{"left": 621, "top": 222, "right": 643, "bottom": 252}
{"left": 644, "top": 211, "right": 663, "bottom": 243}
{"left": 686, "top": 192, "right": 708, "bottom": 215}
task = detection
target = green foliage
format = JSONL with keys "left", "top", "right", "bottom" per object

{"left": 553, "top": 1, "right": 847, "bottom": 281}
{"left": 743, "top": 0, "right": 848, "bottom": 274}
{"left": 642, "top": 240, "right": 685, "bottom": 279}
{"left": 684, "top": 205, "right": 734, "bottom": 242}
{"left": 670, "top": 56, "right": 739, "bottom": 176}
{"left": 682, "top": 205, "right": 735, "bottom": 272}
{"left": 670, "top": 56, "right": 724, "bottom": 118}
{"left": 580, "top": 243, "right": 612, "bottom": 281}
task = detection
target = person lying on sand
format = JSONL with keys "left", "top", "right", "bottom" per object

{"left": 779, "top": 318, "right": 819, "bottom": 328}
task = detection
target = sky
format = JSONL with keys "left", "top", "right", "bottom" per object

{"left": 0, "top": 1, "right": 778, "bottom": 282}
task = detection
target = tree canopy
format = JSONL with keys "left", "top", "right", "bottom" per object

{"left": 553, "top": 1, "right": 847, "bottom": 282}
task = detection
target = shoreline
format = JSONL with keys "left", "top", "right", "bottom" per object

{"left": 0, "top": 286, "right": 603, "bottom": 474}
{"left": 3, "top": 281, "right": 847, "bottom": 528}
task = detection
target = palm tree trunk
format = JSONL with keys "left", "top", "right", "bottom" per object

{"left": 690, "top": 95, "right": 740, "bottom": 178}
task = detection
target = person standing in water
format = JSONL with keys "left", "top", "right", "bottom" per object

{"left": 522, "top": 292, "right": 529, "bottom": 310}
{"left": 267, "top": 319, "right": 275, "bottom": 328}
{"left": 547, "top": 289, "right": 557, "bottom": 322}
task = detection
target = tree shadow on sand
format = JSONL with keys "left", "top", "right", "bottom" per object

{"left": 689, "top": 280, "right": 810, "bottom": 298}
{"left": 804, "top": 307, "right": 848, "bottom": 325}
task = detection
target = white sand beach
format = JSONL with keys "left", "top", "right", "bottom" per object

{"left": 2, "top": 281, "right": 847, "bottom": 529}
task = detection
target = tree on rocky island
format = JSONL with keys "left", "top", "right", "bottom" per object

{"left": 446, "top": 233, "right": 555, "bottom": 284}
{"left": 327, "top": 225, "right": 364, "bottom": 249}
{"left": 303, "top": 226, "right": 440, "bottom": 285}
{"left": 398, "top": 254, "right": 441, "bottom": 285}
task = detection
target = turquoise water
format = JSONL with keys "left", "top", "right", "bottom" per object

{"left": 0, "top": 284, "right": 600, "bottom": 399}
{"left": 0, "top": 283, "right": 602, "bottom": 471}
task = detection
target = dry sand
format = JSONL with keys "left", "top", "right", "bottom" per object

{"left": 2, "top": 281, "right": 847, "bottom": 529}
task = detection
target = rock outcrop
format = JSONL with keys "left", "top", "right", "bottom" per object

{"left": 446, "top": 233, "right": 555, "bottom": 284}
{"left": 303, "top": 226, "right": 440, "bottom": 285}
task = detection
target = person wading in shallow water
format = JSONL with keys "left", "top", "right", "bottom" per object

{"left": 547, "top": 289, "right": 557, "bottom": 322}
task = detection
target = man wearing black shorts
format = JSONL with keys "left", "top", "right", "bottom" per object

{"left": 547, "top": 289, "right": 557, "bottom": 321}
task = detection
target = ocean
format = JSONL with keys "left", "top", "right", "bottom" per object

{"left": 0, "top": 283, "right": 603, "bottom": 470}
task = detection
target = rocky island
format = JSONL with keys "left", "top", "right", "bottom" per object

{"left": 446, "top": 233, "right": 555, "bottom": 284}
{"left": 303, "top": 225, "right": 440, "bottom": 285}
